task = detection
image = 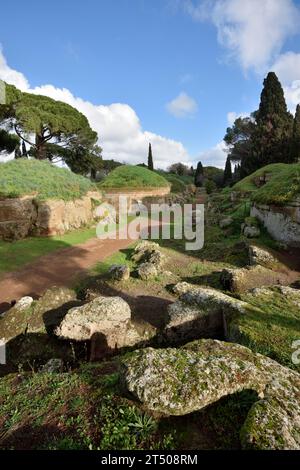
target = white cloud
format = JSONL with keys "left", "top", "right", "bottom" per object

{"left": 272, "top": 51, "right": 300, "bottom": 84}
{"left": 166, "top": 92, "right": 198, "bottom": 118}
{"left": 0, "top": 50, "right": 192, "bottom": 169}
{"left": 227, "top": 111, "right": 249, "bottom": 126}
{"left": 283, "top": 80, "right": 300, "bottom": 113}
{"left": 184, "top": 0, "right": 300, "bottom": 72}
{"left": 270, "top": 51, "right": 300, "bottom": 112}
{"left": 0, "top": 46, "right": 29, "bottom": 91}
{"left": 0, "top": 49, "right": 228, "bottom": 169}
{"left": 194, "top": 141, "right": 227, "bottom": 169}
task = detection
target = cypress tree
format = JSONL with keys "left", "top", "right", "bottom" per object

{"left": 147, "top": 143, "right": 154, "bottom": 170}
{"left": 291, "top": 104, "right": 300, "bottom": 163}
{"left": 223, "top": 156, "right": 232, "bottom": 186}
{"left": 194, "top": 161, "right": 204, "bottom": 187}
{"left": 254, "top": 72, "right": 293, "bottom": 166}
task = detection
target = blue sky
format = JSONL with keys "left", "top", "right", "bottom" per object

{"left": 1, "top": 0, "right": 300, "bottom": 168}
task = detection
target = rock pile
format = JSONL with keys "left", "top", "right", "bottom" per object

{"left": 132, "top": 240, "right": 166, "bottom": 280}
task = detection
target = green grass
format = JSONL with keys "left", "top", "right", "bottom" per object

{"left": 0, "top": 159, "right": 96, "bottom": 200}
{"left": 0, "top": 225, "right": 97, "bottom": 274}
{"left": 100, "top": 165, "right": 170, "bottom": 189}
{"left": 90, "top": 247, "right": 135, "bottom": 276}
{"left": 233, "top": 163, "right": 300, "bottom": 205}
{"left": 0, "top": 360, "right": 175, "bottom": 450}
{"left": 230, "top": 286, "right": 300, "bottom": 371}
{"left": 159, "top": 173, "right": 186, "bottom": 193}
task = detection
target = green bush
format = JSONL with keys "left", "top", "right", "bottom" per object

{"left": 0, "top": 158, "right": 96, "bottom": 200}
{"left": 164, "top": 174, "right": 185, "bottom": 193}
{"left": 205, "top": 179, "right": 217, "bottom": 194}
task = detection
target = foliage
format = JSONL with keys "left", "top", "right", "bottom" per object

{"left": 290, "top": 104, "right": 300, "bottom": 163}
{"left": 0, "top": 158, "right": 95, "bottom": 200}
{"left": 205, "top": 179, "right": 217, "bottom": 194}
{"left": 100, "top": 165, "right": 169, "bottom": 189}
{"left": 253, "top": 72, "right": 293, "bottom": 167}
{"left": 224, "top": 115, "right": 256, "bottom": 177}
{"left": 0, "top": 129, "right": 19, "bottom": 154}
{"left": 168, "top": 162, "right": 191, "bottom": 177}
{"left": 147, "top": 143, "right": 154, "bottom": 171}
{"left": 203, "top": 166, "right": 224, "bottom": 188}
{"left": 194, "top": 161, "right": 204, "bottom": 187}
{"left": 97, "top": 396, "right": 160, "bottom": 450}
{"left": 224, "top": 72, "right": 297, "bottom": 179}
{"left": 159, "top": 173, "right": 185, "bottom": 193}
{"left": 223, "top": 156, "right": 232, "bottom": 186}
{"left": 0, "top": 82, "right": 99, "bottom": 173}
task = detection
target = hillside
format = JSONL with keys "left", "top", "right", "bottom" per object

{"left": 100, "top": 165, "right": 170, "bottom": 189}
{"left": 0, "top": 159, "right": 95, "bottom": 201}
{"left": 156, "top": 171, "right": 186, "bottom": 193}
{"left": 233, "top": 163, "right": 300, "bottom": 205}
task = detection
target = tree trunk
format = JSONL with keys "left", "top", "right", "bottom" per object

{"left": 35, "top": 134, "right": 47, "bottom": 160}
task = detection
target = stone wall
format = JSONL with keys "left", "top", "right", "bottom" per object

{"left": 103, "top": 187, "right": 171, "bottom": 213}
{"left": 251, "top": 198, "right": 300, "bottom": 247}
{"left": 0, "top": 191, "right": 102, "bottom": 241}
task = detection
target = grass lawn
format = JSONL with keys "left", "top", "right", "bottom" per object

{"left": 233, "top": 286, "right": 300, "bottom": 372}
{"left": 0, "top": 225, "right": 97, "bottom": 275}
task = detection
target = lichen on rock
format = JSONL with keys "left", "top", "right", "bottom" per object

{"left": 121, "top": 338, "right": 300, "bottom": 449}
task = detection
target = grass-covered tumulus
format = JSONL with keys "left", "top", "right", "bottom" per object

{"left": 0, "top": 158, "right": 96, "bottom": 201}
{"left": 100, "top": 165, "right": 170, "bottom": 189}
{"left": 233, "top": 163, "right": 300, "bottom": 205}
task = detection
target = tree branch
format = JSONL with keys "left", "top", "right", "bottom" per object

{"left": 14, "top": 126, "right": 34, "bottom": 147}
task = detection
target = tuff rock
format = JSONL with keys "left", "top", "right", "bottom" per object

{"left": 220, "top": 265, "right": 289, "bottom": 293}
{"left": 55, "top": 295, "right": 156, "bottom": 354}
{"left": 121, "top": 338, "right": 300, "bottom": 450}
{"left": 248, "top": 245, "right": 276, "bottom": 267}
{"left": 137, "top": 262, "right": 158, "bottom": 281}
{"left": 109, "top": 264, "right": 130, "bottom": 281}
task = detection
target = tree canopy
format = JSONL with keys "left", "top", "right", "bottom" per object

{"left": 0, "top": 82, "right": 101, "bottom": 175}
{"left": 194, "top": 161, "right": 204, "bottom": 187}
{"left": 223, "top": 155, "right": 232, "bottom": 186}
{"left": 0, "top": 129, "right": 19, "bottom": 154}
{"left": 291, "top": 104, "right": 300, "bottom": 163}
{"left": 147, "top": 143, "right": 154, "bottom": 170}
{"left": 224, "top": 72, "right": 298, "bottom": 179}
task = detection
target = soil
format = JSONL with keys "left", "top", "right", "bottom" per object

{"left": 0, "top": 223, "right": 147, "bottom": 308}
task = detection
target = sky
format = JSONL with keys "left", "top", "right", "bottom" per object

{"left": 1, "top": 0, "right": 300, "bottom": 169}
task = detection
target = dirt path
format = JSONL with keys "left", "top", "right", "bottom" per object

{"left": 0, "top": 223, "right": 148, "bottom": 307}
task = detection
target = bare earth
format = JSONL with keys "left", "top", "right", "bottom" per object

{"left": 0, "top": 225, "right": 143, "bottom": 307}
